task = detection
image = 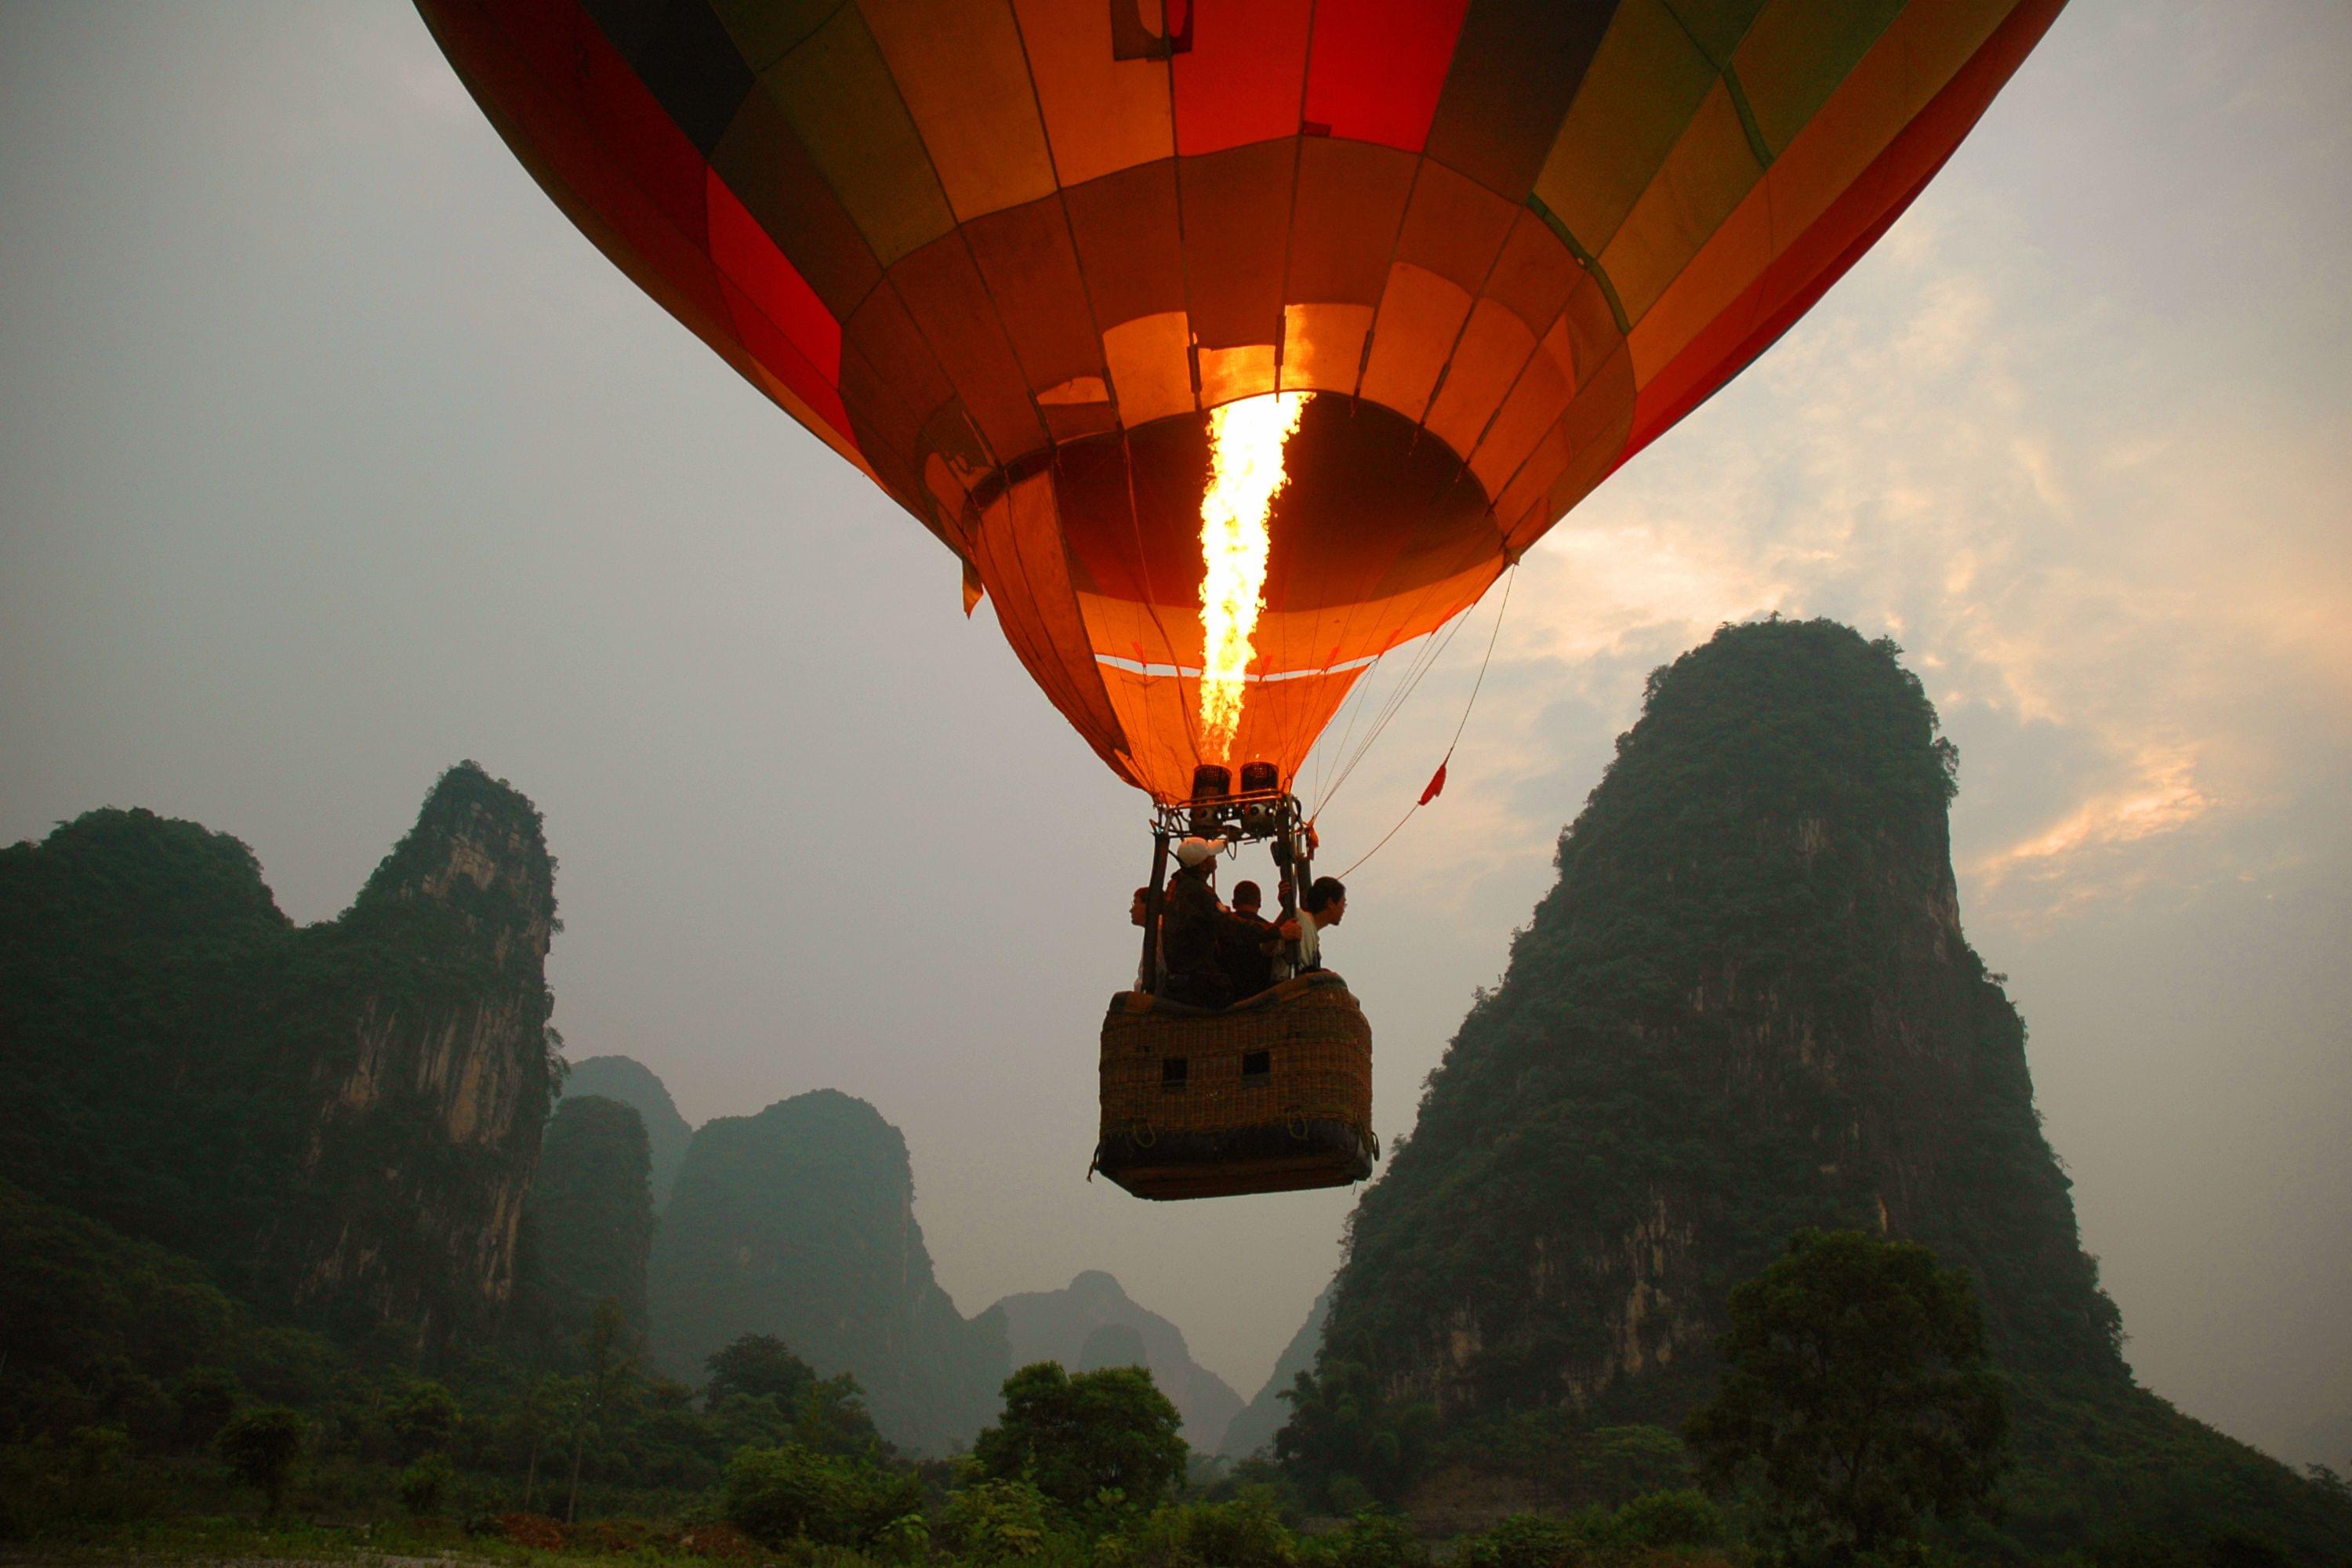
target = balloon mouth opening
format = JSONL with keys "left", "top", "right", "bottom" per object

{"left": 967, "top": 393, "right": 1503, "bottom": 637}
{"left": 962, "top": 394, "right": 1510, "bottom": 801}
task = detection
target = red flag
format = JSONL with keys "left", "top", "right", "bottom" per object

{"left": 1419, "top": 756, "right": 1450, "bottom": 806}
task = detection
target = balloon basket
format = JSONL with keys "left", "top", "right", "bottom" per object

{"left": 1093, "top": 971, "right": 1376, "bottom": 1202}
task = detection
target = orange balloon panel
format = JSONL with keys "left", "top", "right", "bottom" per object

{"left": 418, "top": 0, "right": 2065, "bottom": 800}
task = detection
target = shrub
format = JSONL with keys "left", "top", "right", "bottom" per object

{"left": 940, "top": 1477, "right": 1055, "bottom": 1561}
{"left": 724, "top": 1442, "right": 923, "bottom": 1548}
{"left": 398, "top": 1451, "right": 456, "bottom": 1515}
{"left": 1181, "top": 1494, "right": 1298, "bottom": 1568}
{"left": 499, "top": 1512, "right": 569, "bottom": 1549}
{"left": 2204, "top": 1530, "right": 2292, "bottom": 1568}
{"left": 1453, "top": 1513, "right": 1592, "bottom": 1568}
{"left": 1116, "top": 1495, "right": 1298, "bottom": 1568}
{"left": 217, "top": 1404, "right": 305, "bottom": 1514}
{"left": 874, "top": 1509, "right": 931, "bottom": 1563}
{"left": 1609, "top": 1489, "right": 1722, "bottom": 1548}
{"left": 1306, "top": 1510, "right": 1426, "bottom": 1568}
{"left": 68, "top": 1424, "right": 132, "bottom": 1484}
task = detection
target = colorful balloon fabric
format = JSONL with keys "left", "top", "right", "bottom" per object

{"left": 419, "top": 0, "right": 2064, "bottom": 801}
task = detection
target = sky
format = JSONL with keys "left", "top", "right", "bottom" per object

{"left": 2, "top": 1, "right": 2346, "bottom": 1471}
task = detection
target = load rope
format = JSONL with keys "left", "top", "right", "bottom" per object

{"left": 1331, "top": 563, "right": 1516, "bottom": 880}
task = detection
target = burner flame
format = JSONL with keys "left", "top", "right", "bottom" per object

{"left": 1196, "top": 391, "right": 1307, "bottom": 761}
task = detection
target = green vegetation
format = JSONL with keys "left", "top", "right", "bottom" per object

{"left": 1274, "top": 1352, "right": 1435, "bottom": 1509}
{"left": 514, "top": 1094, "right": 658, "bottom": 1359}
{"left": 1684, "top": 1229, "right": 2008, "bottom": 1559}
{"left": 1279, "top": 620, "right": 2347, "bottom": 1557}
{"left": 978, "top": 1270, "right": 1246, "bottom": 1453}
{"left": 724, "top": 1441, "right": 924, "bottom": 1548}
{"left": 217, "top": 1406, "right": 306, "bottom": 1514}
{"left": 972, "top": 1363, "right": 1188, "bottom": 1521}
{"left": 5, "top": 644, "right": 2346, "bottom": 1563}
{"left": 707, "top": 1333, "right": 822, "bottom": 1406}
{"left": 0, "top": 761, "right": 558, "bottom": 1350}
{"left": 652, "top": 1089, "right": 1010, "bottom": 1454}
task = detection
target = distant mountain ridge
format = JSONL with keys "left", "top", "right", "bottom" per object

{"left": 977, "top": 1270, "right": 1243, "bottom": 1452}
{"left": 1221, "top": 1281, "right": 1330, "bottom": 1460}
{"left": 565, "top": 1054, "right": 695, "bottom": 1206}
{"left": 649, "top": 1089, "right": 1008, "bottom": 1455}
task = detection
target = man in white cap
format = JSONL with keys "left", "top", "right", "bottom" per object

{"left": 1160, "top": 836, "right": 1235, "bottom": 1008}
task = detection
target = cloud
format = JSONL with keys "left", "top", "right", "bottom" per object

{"left": 1316, "top": 161, "right": 2350, "bottom": 939}
{"left": 1970, "top": 742, "right": 2217, "bottom": 915}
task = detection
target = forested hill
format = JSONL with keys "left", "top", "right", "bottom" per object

{"left": 1327, "top": 619, "right": 2120, "bottom": 1410}
{"left": 0, "top": 762, "right": 559, "bottom": 1354}
{"left": 1297, "top": 619, "right": 2351, "bottom": 1553}
{"left": 975, "top": 1270, "right": 1243, "bottom": 1452}
{"left": 564, "top": 1054, "right": 695, "bottom": 1206}
{"left": 650, "top": 1090, "right": 1009, "bottom": 1455}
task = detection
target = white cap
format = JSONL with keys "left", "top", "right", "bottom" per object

{"left": 1174, "top": 836, "right": 1226, "bottom": 867}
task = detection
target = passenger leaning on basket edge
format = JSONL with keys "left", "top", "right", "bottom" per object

{"left": 1281, "top": 877, "right": 1348, "bottom": 975}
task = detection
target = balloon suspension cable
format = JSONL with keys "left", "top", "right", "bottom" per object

{"left": 1331, "top": 563, "right": 1516, "bottom": 881}
{"left": 1312, "top": 603, "right": 1474, "bottom": 817}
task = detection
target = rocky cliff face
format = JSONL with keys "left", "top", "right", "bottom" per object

{"left": 977, "top": 1270, "right": 1244, "bottom": 1452}
{"left": 287, "top": 763, "right": 558, "bottom": 1350}
{"left": 1324, "top": 620, "right": 2125, "bottom": 1426}
{"left": 650, "top": 1090, "right": 1009, "bottom": 1455}
{"left": 0, "top": 762, "right": 560, "bottom": 1358}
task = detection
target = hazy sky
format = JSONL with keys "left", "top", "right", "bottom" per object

{"left": 3, "top": 2, "right": 2346, "bottom": 1470}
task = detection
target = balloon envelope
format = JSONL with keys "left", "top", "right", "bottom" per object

{"left": 419, "top": 0, "right": 2063, "bottom": 801}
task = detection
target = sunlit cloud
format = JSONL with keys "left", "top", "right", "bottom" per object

{"left": 1320, "top": 165, "right": 2350, "bottom": 942}
{"left": 1506, "top": 521, "right": 1788, "bottom": 668}
{"left": 1971, "top": 743, "right": 2217, "bottom": 910}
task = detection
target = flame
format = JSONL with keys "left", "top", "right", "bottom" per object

{"left": 1196, "top": 391, "right": 1308, "bottom": 761}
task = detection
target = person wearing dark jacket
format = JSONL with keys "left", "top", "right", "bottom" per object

{"left": 1160, "top": 837, "right": 1236, "bottom": 1008}
{"left": 1218, "top": 880, "right": 1279, "bottom": 1000}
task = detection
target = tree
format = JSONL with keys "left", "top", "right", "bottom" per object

{"left": 1684, "top": 1229, "right": 2008, "bottom": 1560}
{"left": 938, "top": 1477, "right": 1054, "bottom": 1562}
{"left": 218, "top": 1404, "right": 306, "bottom": 1515}
{"left": 706, "top": 1333, "right": 818, "bottom": 1406}
{"left": 385, "top": 1377, "right": 462, "bottom": 1460}
{"left": 504, "top": 1373, "right": 564, "bottom": 1514}
{"left": 1274, "top": 1351, "right": 1436, "bottom": 1508}
{"left": 565, "top": 1297, "right": 638, "bottom": 1522}
{"left": 397, "top": 1452, "right": 456, "bottom": 1515}
{"left": 973, "top": 1361, "right": 1188, "bottom": 1518}
{"left": 795, "top": 1370, "right": 888, "bottom": 1458}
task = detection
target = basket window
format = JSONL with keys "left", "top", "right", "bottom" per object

{"left": 1161, "top": 1057, "right": 1189, "bottom": 1091}
{"left": 1240, "top": 1050, "right": 1271, "bottom": 1083}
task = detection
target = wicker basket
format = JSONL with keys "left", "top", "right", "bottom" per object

{"left": 1094, "top": 971, "right": 1376, "bottom": 1200}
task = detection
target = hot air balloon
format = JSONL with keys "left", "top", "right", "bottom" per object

{"left": 417, "top": 0, "right": 2064, "bottom": 1198}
